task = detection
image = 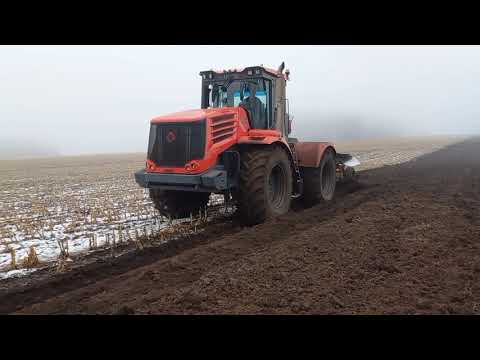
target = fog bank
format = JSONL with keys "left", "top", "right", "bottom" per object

{"left": 1, "top": 45, "right": 479, "bottom": 158}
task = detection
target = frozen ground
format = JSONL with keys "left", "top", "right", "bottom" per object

{"left": 0, "top": 136, "right": 463, "bottom": 279}
{"left": 335, "top": 135, "right": 462, "bottom": 171}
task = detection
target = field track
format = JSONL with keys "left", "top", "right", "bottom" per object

{"left": 2, "top": 137, "right": 480, "bottom": 314}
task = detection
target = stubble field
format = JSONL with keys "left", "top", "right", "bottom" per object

{"left": 0, "top": 136, "right": 461, "bottom": 279}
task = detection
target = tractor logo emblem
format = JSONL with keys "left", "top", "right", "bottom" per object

{"left": 166, "top": 130, "right": 176, "bottom": 143}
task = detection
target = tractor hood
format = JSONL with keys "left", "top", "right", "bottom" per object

{"left": 151, "top": 108, "right": 238, "bottom": 124}
{"left": 146, "top": 106, "right": 250, "bottom": 176}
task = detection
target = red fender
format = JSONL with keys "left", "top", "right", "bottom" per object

{"left": 294, "top": 141, "right": 336, "bottom": 168}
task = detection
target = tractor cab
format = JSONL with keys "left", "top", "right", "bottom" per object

{"left": 200, "top": 64, "right": 290, "bottom": 137}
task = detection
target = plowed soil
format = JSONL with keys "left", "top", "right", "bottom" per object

{"left": 2, "top": 138, "right": 480, "bottom": 314}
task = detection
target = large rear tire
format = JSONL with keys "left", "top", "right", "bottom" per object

{"left": 237, "top": 146, "right": 293, "bottom": 225}
{"left": 301, "top": 147, "right": 336, "bottom": 207}
{"left": 149, "top": 189, "right": 210, "bottom": 219}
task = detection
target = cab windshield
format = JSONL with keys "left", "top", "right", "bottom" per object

{"left": 206, "top": 77, "right": 272, "bottom": 129}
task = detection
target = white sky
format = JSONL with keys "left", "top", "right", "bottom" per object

{"left": 1, "top": 45, "right": 479, "bottom": 156}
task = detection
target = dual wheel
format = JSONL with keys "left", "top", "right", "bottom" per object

{"left": 149, "top": 147, "right": 336, "bottom": 225}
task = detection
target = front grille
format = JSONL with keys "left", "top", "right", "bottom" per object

{"left": 148, "top": 120, "right": 206, "bottom": 167}
{"left": 210, "top": 114, "right": 236, "bottom": 144}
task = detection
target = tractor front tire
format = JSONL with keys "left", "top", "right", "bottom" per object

{"left": 301, "top": 147, "right": 336, "bottom": 207}
{"left": 237, "top": 146, "right": 293, "bottom": 225}
{"left": 149, "top": 189, "right": 210, "bottom": 219}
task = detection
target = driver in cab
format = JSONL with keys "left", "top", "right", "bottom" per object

{"left": 239, "top": 83, "right": 267, "bottom": 129}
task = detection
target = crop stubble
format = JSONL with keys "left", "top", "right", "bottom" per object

{"left": 0, "top": 136, "right": 462, "bottom": 277}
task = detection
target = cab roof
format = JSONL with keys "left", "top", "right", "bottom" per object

{"left": 200, "top": 65, "right": 286, "bottom": 80}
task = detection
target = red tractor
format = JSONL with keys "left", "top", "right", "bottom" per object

{"left": 135, "top": 63, "right": 359, "bottom": 225}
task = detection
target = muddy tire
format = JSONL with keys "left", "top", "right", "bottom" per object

{"left": 301, "top": 147, "right": 336, "bottom": 207}
{"left": 149, "top": 189, "right": 210, "bottom": 219}
{"left": 237, "top": 146, "right": 293, "bottom": 225}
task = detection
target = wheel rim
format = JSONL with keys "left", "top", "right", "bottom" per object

{"left": 268, "top": 163, "right": 288, "bottom": 209}
{"left": 321, "top": 158, "right": 335, "bottom": 199}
